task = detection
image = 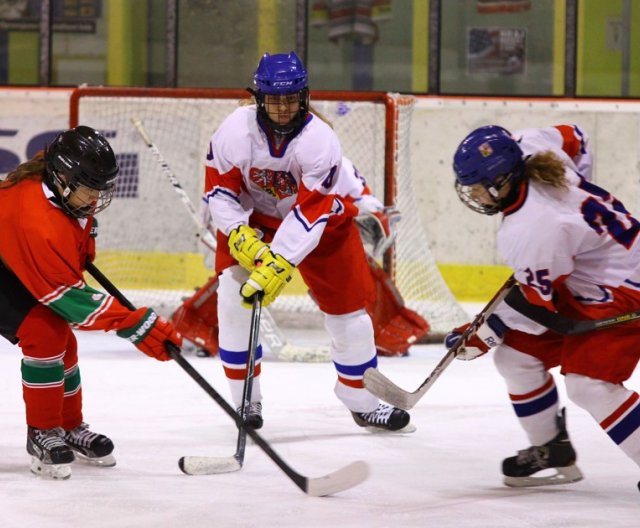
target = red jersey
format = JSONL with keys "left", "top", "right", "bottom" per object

{"left": 0, "top": 178, "right": 134, "bottom": 331}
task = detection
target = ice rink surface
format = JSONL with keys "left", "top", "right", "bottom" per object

{"left": 0, "top": 328, "right": 638, "bottom": 528}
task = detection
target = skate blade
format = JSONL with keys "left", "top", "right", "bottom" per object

{"left": 30, "top": 457, "right": 72, "bottom": 480}
{"left": 74, "top": 452, "right": 117, "bottom": 467}
{"left": 503, "top": 464, "right": 584, "bottom": 488}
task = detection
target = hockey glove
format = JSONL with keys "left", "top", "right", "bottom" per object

{"left": 444, "top": 314, "right": 508, "bottom": 361}
{"left": 228, "top": 225, "right": 269, "bottom": 272}
{"left": 355, "top": 207, "right": 402, "bottom": 258}
{"left": 240, "top": 250, "right": 294, "bottom": 308}
{"left": 354, "top": 194, "right": 384, "bottom": 214}
{"left": 117, "top": 308, "right": 182, "bottom": 361}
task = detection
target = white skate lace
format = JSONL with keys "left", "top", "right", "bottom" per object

{"left": 34, "top": 428, "right": 67, "bottom": 450}
{"left": 66, "top": 422, "right": 99, "bottom": 447}
{"left": 359, "top": 404, "right": 394, "bottom": 425}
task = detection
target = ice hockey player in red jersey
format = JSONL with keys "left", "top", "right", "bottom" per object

{"left": 201, "top": 51, "right": 412, "bottom": 433}
{"left": 0, "top": 126, "right": 182, "bottom": 480}
{"left": 447, "top": 124, "right": 640, "bottom": 491}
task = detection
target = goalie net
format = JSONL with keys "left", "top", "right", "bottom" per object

{"left": 70, "top": 87, "right": 466, "bottom": 339}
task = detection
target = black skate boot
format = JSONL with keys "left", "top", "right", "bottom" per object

{"left": 64, "top": 422, "right": 116, "bottom": 467}
{"left": 502, "top": 408, "right": 584, "bottom": 487}
{"left": 237, "top": 402, "right": 263, "bottom": 430}
{"left": 352, "top": 403, "right": 412, "bottom": 432}
{"left": 27, "top": 426, "right": 75, "bottom": 480}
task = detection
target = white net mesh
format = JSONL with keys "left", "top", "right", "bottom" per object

{"left": 390, "top": 96, "right": 467, "bottom": 336}
{"left": 73, "top": 88, "right": 466, "bottom": 339}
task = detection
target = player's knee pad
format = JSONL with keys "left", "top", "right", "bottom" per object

{"left": 565, "top": 373, "right": 631, "bottom": 419}
{"left": 217, "top": 266, "right": 249, "bottom": 317}
{"left": 16, "top": 304, "right": 72, "bottom": 361}
{"left": 493, "top": 344, "right": 548, "bottom": 391}
{"left": 324, "top": 309, "right": 375, "bottom": 360}
{"left": 217, "top": 265, "right": 257, "bottom": 350}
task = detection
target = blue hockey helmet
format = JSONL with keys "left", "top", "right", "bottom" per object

{"left": 252, "top": 51, "right": 310, "bottom": 135}
{"left": 254, "top": 51, "right": 308, "bottom": 95}
{"left": 452, "top": 125, "right": 524, "bottom": 215}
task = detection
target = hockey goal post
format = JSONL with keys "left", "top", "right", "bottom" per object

{"left": 69, "top": 86, "right": 466, "bottom": 338}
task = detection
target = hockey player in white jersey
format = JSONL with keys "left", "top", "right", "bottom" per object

{"left": 447, "top": 124, "right": 640, "bottom": 490}
{"left": 202, "top": 51, "right": 411, "bottom": 432}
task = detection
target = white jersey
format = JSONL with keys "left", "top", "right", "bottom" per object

{"left": 513, "top": 124, "right": 593, "bottom": 181}
{"left": 203, "top": 105, "right": 348, "bottom": 265}
{"left": 333, "top": 156, "right": 384, "bottom": 213}
{"left": 495, "top": 126, "right": 640, "bottom": 333}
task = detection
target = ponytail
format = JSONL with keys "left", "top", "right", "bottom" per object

{"left": 524, "top": 151, "right": 568, "bottom": 190}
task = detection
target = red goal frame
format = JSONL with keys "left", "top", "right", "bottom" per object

{"left": 69, "top": 86, "right": 407, "bottom": 207}
{"left": 69, "top": 86, "right": 411, "bottom": 275}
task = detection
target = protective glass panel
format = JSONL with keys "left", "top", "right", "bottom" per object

{"left": 0, "top": 1, "right": 40, "bottom": 84}
{"left": 440, "top": 0, "right": 559, "bottom": 96}
{"left": 176, "top": 0, "right": 296, "bottom": 88}
{"left": 307, "top": 0, "right": 417, "bottom": 91}
{"left": 577, "top": 0, "right": 640, "bottom": 97}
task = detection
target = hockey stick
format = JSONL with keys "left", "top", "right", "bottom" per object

{"left": 85, "top": 261, "right": 368, "bottom": 496}
{"left": 131, "top": 117, "right": 217, "bottom": 251}
{"left": 180, "top": 295, "right": 262, "bottom": 475}
{"left": 504, "top": 286, "right": 640, "bottom": 335}
{"left": 363, "top": 275, "right": 517, "bottom": 410}
{"left": 235, "top": 294, "right": 261, "bottom": 463}
{"left": 131, "top": 116, "right": 330, "bottom": 363}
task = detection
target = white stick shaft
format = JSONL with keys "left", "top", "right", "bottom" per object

{"left": 131, "top": 117, "right": 217, "bottom": 251}
{"left": 364, "top": 275, "right": 516, "bottom": 409}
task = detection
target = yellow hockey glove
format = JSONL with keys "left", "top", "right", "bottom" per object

{"left": 228, "top": 225, "right": 269, "bottom": 272}
{"left": 240, "top": 250, "right": 294, "bottom": 308}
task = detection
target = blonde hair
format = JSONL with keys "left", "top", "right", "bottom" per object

{"left": 524, "top": 151, "right": 568, "bottom": 190}
{"left": 1, "top": 151, "right": 45, "bottom": 189}
{"left": 240, "top": 96, "right": 334, "bottom": 128}
{"left": 309, "top": 104, "right": 333, "bottom": 128}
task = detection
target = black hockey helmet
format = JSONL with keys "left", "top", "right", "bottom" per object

{"left": 44, "top": 126, "right": 119, "bottom": 218}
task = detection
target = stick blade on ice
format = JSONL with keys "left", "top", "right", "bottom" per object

{"left": 304, "top": 460, "right": 370, "bottom": 497}
{"left": 85, "top": 260, "right": 366, "bottom": 497}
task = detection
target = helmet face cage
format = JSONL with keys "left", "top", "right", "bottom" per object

{"left": 49, "top": 168, "right": 115, "bottom": 218}
{"left": 45, "top": 126, "right": 119, "bottom": 219}
{"left": 253, "top": 51, "right": 309, "bottom": 135}
{"left": 452, "top": 125, "right": 524, "bottom": 215}
{"left": 455, "top": 174, "right": 512, "bottom": 216}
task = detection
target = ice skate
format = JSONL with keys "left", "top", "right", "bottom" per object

{"left": 64, "top": 422, "right": 116, "bottom": 467}
{"left": 502, "top": 408, "right": 584, "bottom": 487}
{"left": 352, "top": 403, "right": 414, "bottom": 433}
{"left": 27, "top": 426, "right": 75, "bottom": 480}
{"left": 237, "top": 401, "right": 263, "bottom": 430}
